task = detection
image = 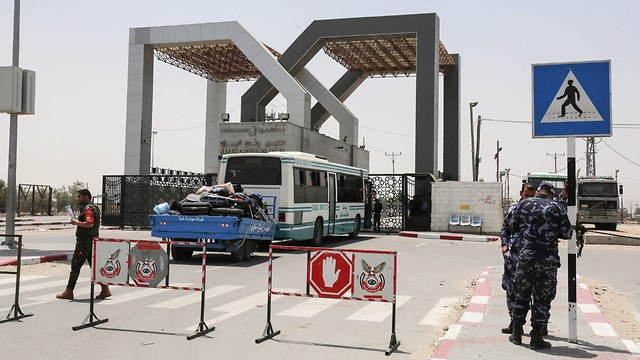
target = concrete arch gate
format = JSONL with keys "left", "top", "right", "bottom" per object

{"left": 241, "top": 13, "right": 462, "bottom": 180}
{"left": 124, "top": 14, "right": 461, "bottom": 181}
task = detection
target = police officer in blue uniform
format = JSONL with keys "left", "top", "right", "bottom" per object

{"left": 499, "top": 182, "right": 537, "bottom": 334}
{"left": 508, "top": 182, "right": 573, "bottom": 350}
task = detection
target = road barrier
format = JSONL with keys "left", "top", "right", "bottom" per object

{"left": 0, "top": 234, "right": 34, "bottom": 324}
{"left": 72, "top": 238, "right": 214, "bottom": 340}
{"left": 256, "top": 244, "right": 400, "bottom": 356}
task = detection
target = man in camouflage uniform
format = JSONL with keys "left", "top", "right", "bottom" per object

{"left": 56, "top": 189, "right": 111, "bottom": 300}
{"left": 500, "top": 182, "right": 537, "bottom": 334}
{"left": 508, "top": 182, "right": 572, "bottom": 349}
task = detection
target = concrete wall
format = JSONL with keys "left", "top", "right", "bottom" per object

{"left": 217, "top": 122, "right": 369, "bottom": 171}
{"left": 431, "top": 181, "right": 503, "bottom": 234}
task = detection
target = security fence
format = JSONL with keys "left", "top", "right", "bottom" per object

{"left": 367, "top": 173, "right": 436, "bottom": 232}
{"left": 102, "top": 175, "right": 208, "bottom": 228}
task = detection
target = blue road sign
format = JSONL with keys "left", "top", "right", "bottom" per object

{"left": 532, "top": 60, "right": 611, "bottom": 138}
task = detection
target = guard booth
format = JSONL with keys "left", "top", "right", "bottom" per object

{"left": 366, "top": 173, "right": 436, "bottom": 232}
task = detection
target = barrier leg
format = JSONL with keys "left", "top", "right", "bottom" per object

{"left": 73, "top": 282, "right": 108, "bottom": 330}
{"left": 0, "top": 234, "right": 33, "bottom": 324}
{"left": 385, "top": 301, "right": 401, "bottom": 356}
{"left": 188, "top": 245, "right": 215, "bottom": 340}
{"left": 256, "top": 246, "right": 280, "bottom": 343}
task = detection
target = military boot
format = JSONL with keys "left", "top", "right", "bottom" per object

{"left": 501, "top": 321, "right": 513, "bottom": 334}
{"left": 529, "top": 328, "right": 552, "bottom": 350}
{"left": 508, "top": 325, "right": 523, "bottom": 345}
{"left": 541, "top": 325, "right": 548, "bottom": 336}
{"left": 96, "top": 285, "right": 112, "bottom": 299}
{"left": 56, "top": 288, "right": 74, "bottom": 300}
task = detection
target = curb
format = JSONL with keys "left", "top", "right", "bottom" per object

{"left": 432, "top": 267, "right": 493, "bottom": 360}
{"left": 0, "top": 253, "right": 73, "bottom": 267}
{"left": 399, "top": 231, "right": 498, "bottom": 242}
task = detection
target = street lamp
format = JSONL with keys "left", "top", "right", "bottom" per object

{"left": 469, "top": 102, "right": 478, "bottom": 181}
{"left": 151, "top": 131, "right": 158, "bottom": 169}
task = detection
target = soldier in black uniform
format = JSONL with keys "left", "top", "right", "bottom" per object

{"left": 508, "top": 182, "right": 572, "bottom": 349}
{"left": 56, "top": 189, "right": 111, "bottom": 300}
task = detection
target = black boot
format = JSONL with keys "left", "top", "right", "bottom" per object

{"left": 529, "top": 328, "right": 551, "bottom": 350}
{"left": 541, "top": 325, "right": 548, "bottom": 336}
{"left": 501, "top": 321, "right": 513, "bottom": 334}
{"left": 508, "top": 325, "right": 523, "bottom": 345}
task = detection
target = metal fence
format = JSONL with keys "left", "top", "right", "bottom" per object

{"left": 367, "top": 173, "right": 435, "bottom": 232}
{"left": 17, "top": 184, "right": 52, "bottom": 216}
{"left": 102, "top": 175, "right": 208, "bottom": 228}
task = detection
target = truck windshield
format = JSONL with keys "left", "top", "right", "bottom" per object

{"left": 578, "top": 183, "right": 618, "bottom": 197}
{"left": 224, "top": 156, "right": 282, "bottom": 185}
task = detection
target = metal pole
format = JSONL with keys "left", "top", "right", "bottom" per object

{"left": 151, "top": 131, "right": 157, "bottom": 169}
{"left": 496, "top": 140, "right": 500, "bottom": 182}
{"left": 475, "top": 116, "right": 482, "bottom": 182}
{"left": 567, "top": 137, "right": 578, "bottom": 342}
{"left": 469, "top": 102, "right": 477, "bottom": 181}
{"left": 4, "top": 0, "right": 21, "bottom": 247}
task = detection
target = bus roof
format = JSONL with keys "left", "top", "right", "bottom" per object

{"left": 527, "top": 172, "right": 567, "bottom": 180}
{"left": 221, "top": 151, "right": 369, "bottom": 176}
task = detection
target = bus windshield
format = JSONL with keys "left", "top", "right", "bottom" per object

{"left": 526, "top": 172, "right": 567, "bottom": 190}
{"left": 224, "top": 156, "right": 282, "bottom": 185}
{"left": 578, "top": 182, "right": 618, "bottom": 197}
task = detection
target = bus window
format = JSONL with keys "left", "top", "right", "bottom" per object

{"left": 294, "top": 167, "right": 328, "bottom": 203}
{"left": 225, "top": 157, "right": 282, "bottom": 185}
{"left": 338, "top": 174, "right": 364, "bottom": 202}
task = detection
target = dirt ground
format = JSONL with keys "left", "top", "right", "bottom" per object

{"left": 583, "top": 276, "right": 640, "bottom": 343}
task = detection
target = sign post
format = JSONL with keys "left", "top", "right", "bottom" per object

{"left": 532, "top": 60, "right": 612, "bottom": 343}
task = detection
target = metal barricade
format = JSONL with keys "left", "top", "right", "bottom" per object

{"left": 256, "top": 244, "right": 400, "bottom": 355}
{"left": 0, "top": 234, "right": 34, "bottom": 324}
{"left": 72, "top": 238, "right": 214, "bottom": 340}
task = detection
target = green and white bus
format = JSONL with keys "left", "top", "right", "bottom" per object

{"left": 525, "top": 172, "right": 567, "bottom": 189}
{"left": 219, "top": 152, "right": 368, "bottom": 245}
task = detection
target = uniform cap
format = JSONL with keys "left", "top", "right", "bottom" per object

{"left": 537, "top": 181, "right": 556, "bottom": 195}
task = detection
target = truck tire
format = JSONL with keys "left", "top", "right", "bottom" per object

{"left": 171, "top": 247, "right": 193, "bottom": 261}
{"left": 594, "top": 223, "right": 606, "bottom": 230}
{"left": 231, "top": 242, "right": 246, "bottom": 262}
{"left": 608, "top": 223, "right": 617, "bottom": 231}
{"left": 244, "top": 240, "right": 254, "bottom": 260}
{"left": 311, "top": 218, "right": 323, "bottom": 247}
{"left": 348, "top": 215, "right": 361, "bottom": 239}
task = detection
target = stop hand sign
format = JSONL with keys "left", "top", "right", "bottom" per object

{"left": 308, "top": 250, "right": 353, "bottom": 298}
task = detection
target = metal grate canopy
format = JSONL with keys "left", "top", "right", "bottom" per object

{"left": 323, "top": 38, "right": 455, "bottom": 77}
{"left": 154, "top": 43, "right": 281, "bottom": 82}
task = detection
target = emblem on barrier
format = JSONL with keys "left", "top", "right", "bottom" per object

{"left": 359, "top": 259, "right": 386, "bottom": 293}
{"left": 135, "top": 258, "right": 158, "bottom": 283}
{"left": 99, "top": 249, "right": 122, "bottom": 279}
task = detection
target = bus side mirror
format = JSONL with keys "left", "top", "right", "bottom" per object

{"left": 619, "top": 184, "right": 623, "bottom": 195}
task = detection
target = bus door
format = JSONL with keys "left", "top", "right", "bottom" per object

{"left": 328, "top": 173, "right": 337, "bottom": 234}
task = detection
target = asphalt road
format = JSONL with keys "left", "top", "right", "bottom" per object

{"left": 0, "top": 230, "right": 638, "bottom": 359}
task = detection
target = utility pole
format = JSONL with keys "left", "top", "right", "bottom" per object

{"left": 585, "top": 137, "right": 597, "bottom": 177}
{"left": 474, "top": 115, "right": 482, "bottom": 182}
{"left": 495, "top": 140, "right": 502, "bottom": 182}
{"left": 151, "top": 131, "right": 158, "bottom": 169}
{"left": 504, "top": 168, "right": 511, "bottom": 201}
{"left": 547, "top": 152, "right": 565, "bottom": 173}
{"left": 469, "top": 102, "right": 478, "bottom": 181}
{"left": 385, "top": 152, "right": 402, "bottom": 175}
{"left": 3, "top": 0, "right": 21, "bottom": 248}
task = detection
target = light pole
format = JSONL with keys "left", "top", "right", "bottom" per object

{"left": 151, "top": 131, "right": 158, "bottom": 169}
{"left": 469, "top": 102, "right": 478, "bottom": 181}
{"left": 475, "top": 115, "right": 482, "bottom": 182}
{"left": 504, "top": 168, "right": 511, "bottom": 201}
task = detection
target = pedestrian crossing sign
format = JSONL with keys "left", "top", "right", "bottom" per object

{"left": 532, "top": 60, "right": 611, "bottom": 138}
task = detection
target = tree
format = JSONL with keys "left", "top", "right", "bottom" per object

{"left": 53, "top": 181, "right": 88, "bottom": 213}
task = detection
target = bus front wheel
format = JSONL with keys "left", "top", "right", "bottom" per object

{"left": 349, "top": 215, "right": 361, "bottom": 239}
{"left": 311, "top": 218, "right": 324, "bottom": 246}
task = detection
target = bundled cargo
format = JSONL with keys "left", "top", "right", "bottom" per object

{"left": 154, "top": 183, "right": 275, "bottom": 223}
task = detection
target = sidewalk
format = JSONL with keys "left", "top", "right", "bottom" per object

{"left": 432, "top": 266, "right": 639, "bottom": 359}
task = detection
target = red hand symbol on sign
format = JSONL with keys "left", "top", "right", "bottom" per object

{"left": 322, "top": 256, "right": 341, "bottom": 287}
{"left": 308, "top": 250, "right": 353, "bottom": 298}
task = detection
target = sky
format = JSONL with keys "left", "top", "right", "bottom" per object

{"left": 1, "top": 0, "right": 639, "bottom": 211}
